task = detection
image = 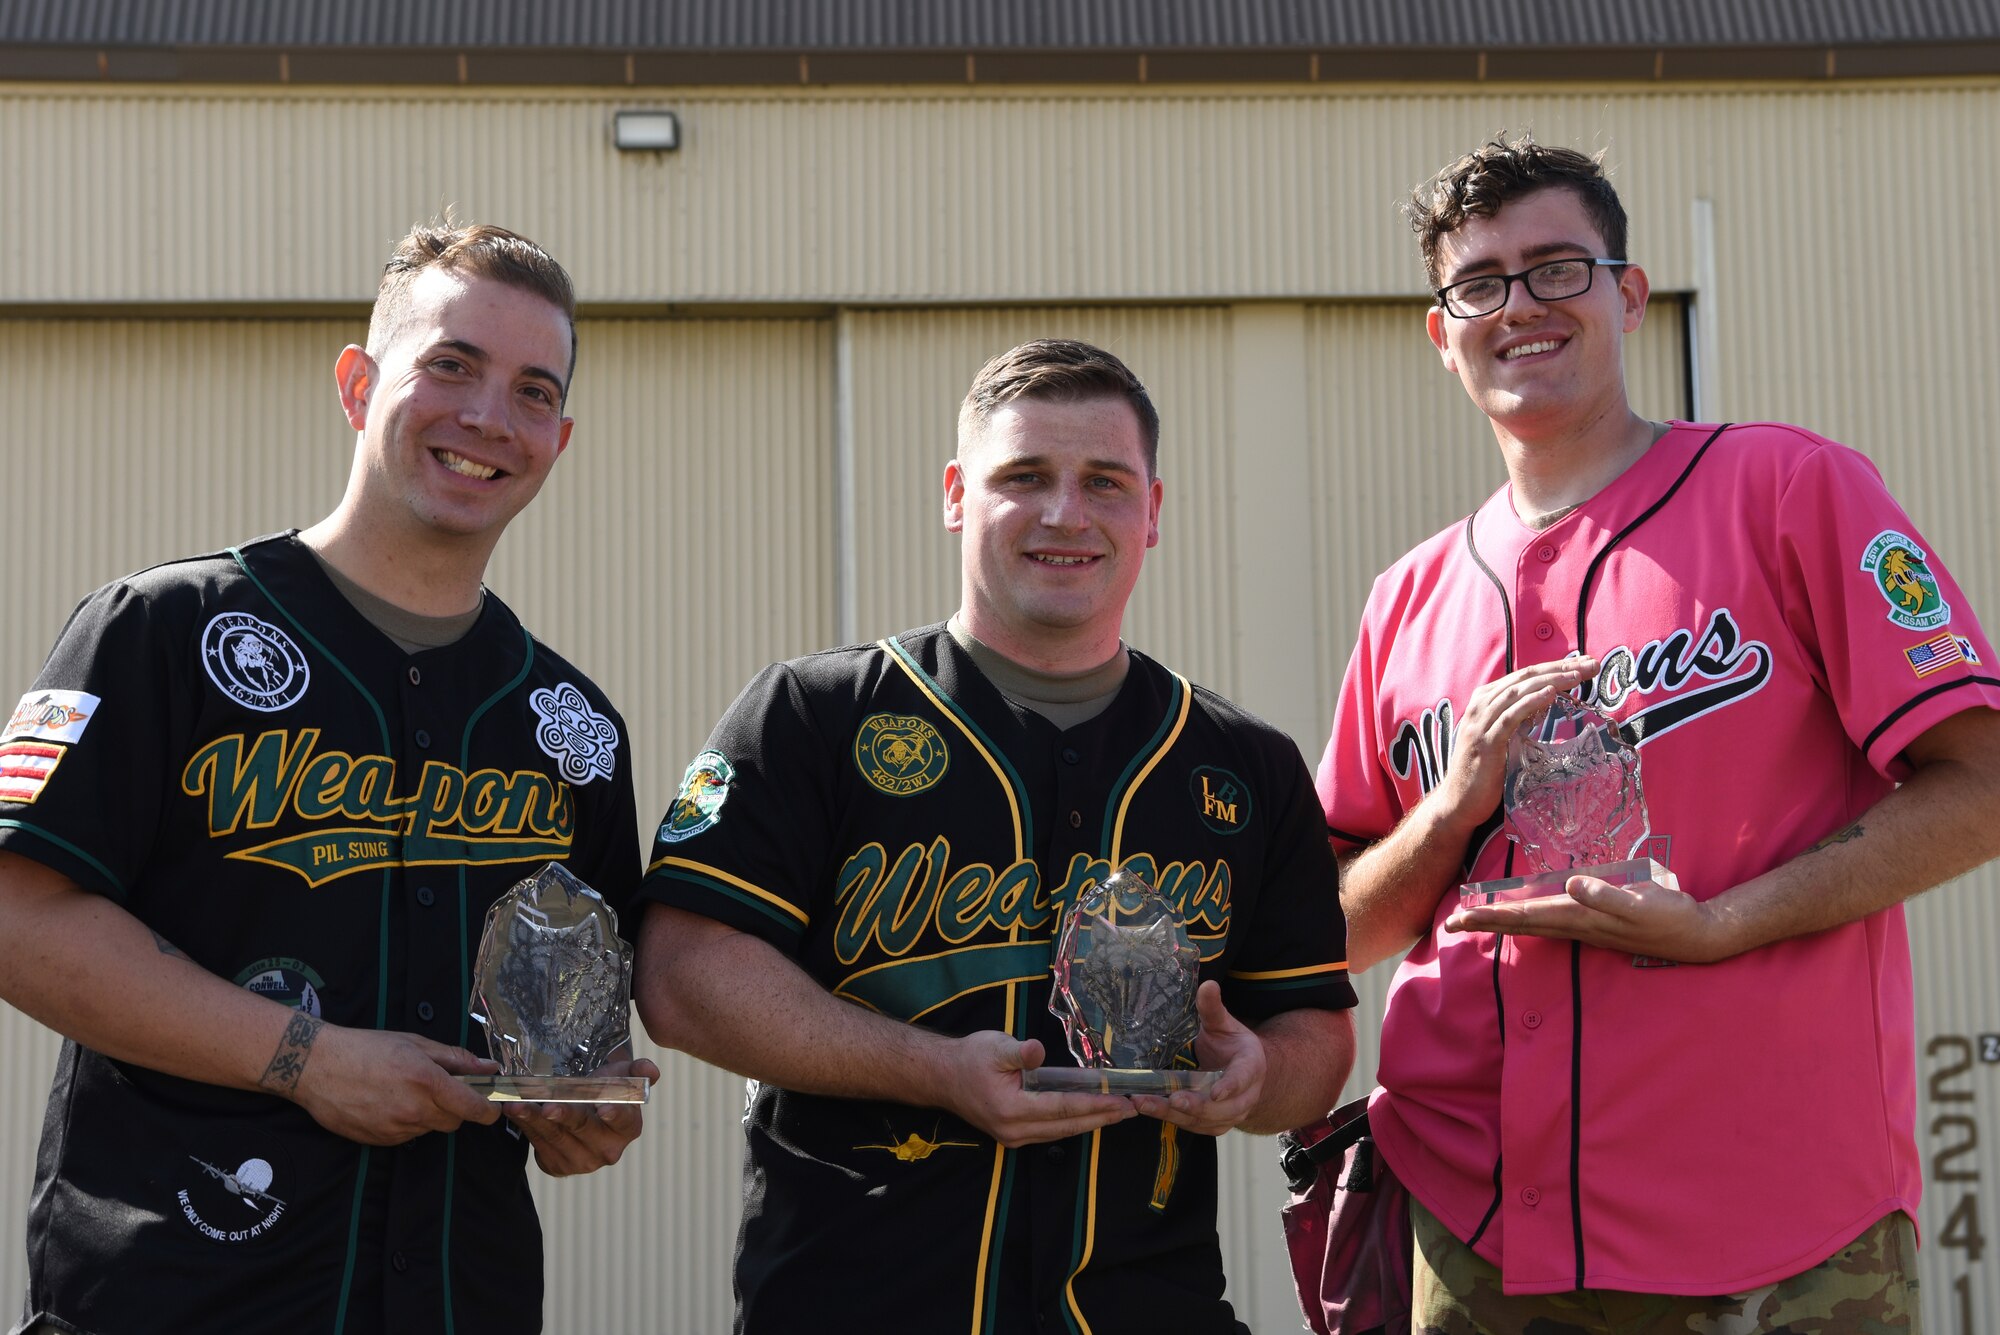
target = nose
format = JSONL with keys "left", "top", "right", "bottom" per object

{"left": 457, "top": 379, "right": 512, "bottom": 438}
{"left": 1040, "top": 478, "right": 1089, "bottom": 531}
{"left": 1498, "top": 273, "right": 1549, "bottom": 322}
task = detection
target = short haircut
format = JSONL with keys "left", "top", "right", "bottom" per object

{"left": 957, "top": 339, "right": 1161, "bottom": 474}
{"left": 1407, "top": 135, "right": 1630, "bottom": 290}
{"left": 366, "top": 219, "right": 579, "bottom": 401}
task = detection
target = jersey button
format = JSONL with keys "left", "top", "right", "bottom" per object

{"left": 1536, "top": 543, "right": 1557, "bottom": 563}
{"left": 1522, "top": 1010, "right": 1542, "bottom": 1030}
{"left": 1047, "top": 1143, "right": 1065, "bottom": 1161}
{"left": 392, "top": 1251, "right": 410, "bottom": 1273}
{"left": 416, "top": 886, "right": 436, "bottom": 908}
{"left": 1068, "top": 810, "right": 1082, "bottom": 829}
{"left": 1533, "top": 622, "right": 1555, "bottom": 641}
{"left": 414, "top": 728, "right": 432, "bottom": 749}
{"left": 417, "top": 1001, "right": 435, "bottom": 1022}
{"left": 1061, "top": 747, "right": 1080, "bottom": 765}
{"left": 1520, "top": 1186, "right": 1541, "bottom": 1207}
{"left": 407, "top": 666, "right": 422, "bottom": 686}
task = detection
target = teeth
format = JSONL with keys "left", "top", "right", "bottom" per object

{"left": 437, "top": 450, "right": 498, "bottom": 480}
{"left": 1503, "top": 339, "right": 1561, "bottom": 361}
{"left": 1032, "top": 555, "right": 1091, "bottom": 565}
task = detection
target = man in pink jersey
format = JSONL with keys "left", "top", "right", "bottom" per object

{"left": 1318, "top": 135, "right": 2000, "bottom": 1332}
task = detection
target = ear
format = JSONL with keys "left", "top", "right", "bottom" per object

{"left": 942, "top": 458, "right": 966, "bottom": 533}
{"left": 1618, "top": 264, "right": 1650, "bottom": 334}
{"left": 555, "top": 417, "right": 574, "bottom": 459}
{"left": 1145, "top": 475, "right": 1164, "bottom": 549}
{"left": 1425, "top": 305, "right": 1458, "bottom": 374}
{"left": 335, "top": 345, "right": 376, "bottom": 431}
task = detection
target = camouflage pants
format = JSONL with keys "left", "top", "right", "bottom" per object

{"left": 1411, "top": 1199, "right": 1920, "bottom": 1334}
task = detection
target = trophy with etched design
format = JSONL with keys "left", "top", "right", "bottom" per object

{"left": 1022, "top": 869, "right": 1222, "bottom": 1094}
{"left": 459, "top": 863, "right": 650, "bottom": 1104}
{"left": 1458, "top": 695, "right": 1675, "bottom": 907}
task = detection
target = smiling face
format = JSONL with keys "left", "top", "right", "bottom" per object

{"left": 336, "top": 266, "right": 574, "bottom": 548}
{"left": 943, "top": 394, "right": 1164, "bottom": 670}
{"left": 1425, "top": 186, "right": 1649, "bottom": 445}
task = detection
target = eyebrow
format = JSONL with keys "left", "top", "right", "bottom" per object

{"left": 989, "top": 453, "right": 1143, "bottom": 478}
{"left": 434, "top": 338, "right": 568, "bottom": 397}
{"left": 1442, "top": 239, "right": 1598, "bottom": 285}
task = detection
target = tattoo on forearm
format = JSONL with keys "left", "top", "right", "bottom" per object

{"left": 258, "top": 1012, "right": 324, "bottom": 1096}
{"left": 1809, "top": 822, "right": 1865, "bottom": 853}
{"left": 149, "top": 929, "right": 189, "bottom": 960}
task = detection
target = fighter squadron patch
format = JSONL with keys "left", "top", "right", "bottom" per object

{"left": 1860, "top": 530, "right": 1950, "bottom": 631}
{"left": 659, "top": 750, "right": 734, "bottom": 843}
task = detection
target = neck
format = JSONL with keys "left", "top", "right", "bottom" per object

{"left": 1495, "top": 406, "right": 1665, "bottom": 524}
{"left": 298, "top": 506, "right": 492, "bottom": 618}
{"left": 952, "top": 607, "right": 1125, "bottom": 677}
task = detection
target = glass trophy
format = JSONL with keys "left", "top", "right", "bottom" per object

{"left": 1459, "top": 695, "right": 1676, "bottom": 907}
{"left": 1021, "top": 869, "right": 1221, "bottom": 1094}
{"left": 459, "top": 863, "right": 650, "bottom": 1104}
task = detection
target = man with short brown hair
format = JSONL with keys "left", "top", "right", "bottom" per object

{"left": 639, "top": 338, "right": 1356, "bottom": 1334}
{"left": 0, "top": 220, "right": 654, "bottom": 1333}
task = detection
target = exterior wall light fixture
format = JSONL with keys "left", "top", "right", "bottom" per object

{"left": 613, "top": 110, "right": 680, "bottom": 151}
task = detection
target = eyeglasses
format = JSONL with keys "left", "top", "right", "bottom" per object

{"left": 1435, "top": 258, "right": 1632, "bottom": 319}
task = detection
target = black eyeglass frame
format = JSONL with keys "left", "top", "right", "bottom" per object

{"left": 1434, "top": 258, "right": 1633, "bottom": 319}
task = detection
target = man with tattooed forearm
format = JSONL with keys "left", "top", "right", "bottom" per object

{"left": 0, "top": 221, "right": 654, "bottom": 1334}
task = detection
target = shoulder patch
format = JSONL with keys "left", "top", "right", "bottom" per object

{"left": 1860, "top": 530, "right": 1950, "bottom": 631}
{"left": 202, "top": 613, "right": 311, "bottom": 712}
{"left": 530, "top": 682, "right": 620, "bottom": 784}
{"left": 659, "top": 750, "right": 734, "bottom": 843}
{"left": 0, "top": 739, "right": 65, "bottom": 804}
{"left": 1190, "top": 766, "right": 1251, "bottom": 834}
{"left": 854, "top": 713, "right": 949, "bottom": 796}
{"left": 4, "top": 689, "right": 100, "bottom": 744}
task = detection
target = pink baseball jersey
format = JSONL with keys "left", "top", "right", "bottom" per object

{"left": 1319, "top": 421, "right": 2000, "bottom": 1296}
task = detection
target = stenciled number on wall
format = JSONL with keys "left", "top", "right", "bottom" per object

{"left": 1927, "top": 1033, "right": 1999, "bottom": 1334}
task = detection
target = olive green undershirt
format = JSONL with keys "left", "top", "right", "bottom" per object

{"left": 307, "top": 548, "right": 483, "bottom": 653}
{"left": 946, "top": 613, "right": 1127, "bottom": 730}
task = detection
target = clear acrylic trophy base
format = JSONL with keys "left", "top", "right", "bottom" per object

{"left": 1021, "top": 1067, "right": 1222, "bottom": 1094}
{"left": 457, "top": 1074, "right": 651, "bottom": 1104}
{"left": 1458, "top": 856, "right": 1677, "bottom": 907}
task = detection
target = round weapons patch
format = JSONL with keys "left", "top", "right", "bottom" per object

{"left": 659, "top": 750, "right": 734, "bottom": 843}
{"left": 201, "top": 613, "right": 311, "bottom": 713}
{"left": 530, "top": 682, "right": 620, "bottom": 785}
{"left": 854, "top": 713, "right": 949, "bottom": 796}
{"left": 1861, "top": 530, "right": 1950, "bottom": 631}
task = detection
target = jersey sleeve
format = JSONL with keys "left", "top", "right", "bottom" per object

{"left": 1218, "top": 738, "right": 1356, "bottom": 1026}
{"left": 571, "top": 697, "right": 643, "bottom": 929}
{"left": 639, "top": 663, "right": 833, "bottom": 954}
{"left": 1317, "top": 586, "right": 1407, "bottom": 852}
{"left": 1776, "top": 440, "right": 2000, "bottom": 776}
{"left": 0, "top": 581, "right": 181, "bottom": 902}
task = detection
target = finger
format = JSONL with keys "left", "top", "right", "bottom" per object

{"left": 419, "top": 1041, "right": 502, "bottom": 1076}
{"left": 629, "top": 1058, "right": 662, "bottom": 1086}
{"left": 1002, "top": 1107, "right": 1136, "bottom": 1145}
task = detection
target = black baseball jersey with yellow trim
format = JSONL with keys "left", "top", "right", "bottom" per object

{"left": 0, "top": 533, "right": 639, "bottom": 1335}
{"left": 643, "top": 624, "right": 1353, "bottom": 1335}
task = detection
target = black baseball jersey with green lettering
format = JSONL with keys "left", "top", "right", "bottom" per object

{"left": 643, "top": 624, "right": 1353, "bottom": 1335}
{"left": 0, "top": 533, "right": 639, "bottom": 1335}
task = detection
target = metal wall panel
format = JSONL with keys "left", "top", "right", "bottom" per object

{"left": 3, "top": 82, "right": 1994, "bottom": 318}
{"left": 0, "top": 314, "right": 832, "bottom": 1334}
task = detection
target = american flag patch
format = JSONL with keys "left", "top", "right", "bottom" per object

{"left": 0, "top": 739, "right": 64, "bottom": 804}
{"left": 1905, "top": 632, "right": 1967, "bottom": 678}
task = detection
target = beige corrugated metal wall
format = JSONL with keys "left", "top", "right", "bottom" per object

{"left": 2, "top": 76, "right": 1997, "bottom": 1331}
